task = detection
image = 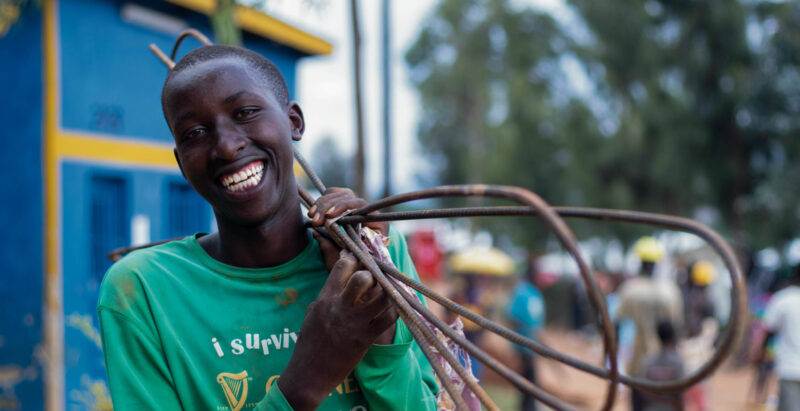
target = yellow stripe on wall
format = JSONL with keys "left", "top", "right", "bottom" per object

{"left": 167, "top": 0, "right": 333, "bottom": 55}
{"left": 43, "top": 1, "right": 63, "bottom": 409}
{"left": 57, "top": 132, "right": 178, "bottom": 169}
{"left": 234, "top": 7, "right": 333, "bottom": 56}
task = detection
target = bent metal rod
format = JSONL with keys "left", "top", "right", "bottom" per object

{"left": 125, "top": 31, "right": 746, "bottom": 411}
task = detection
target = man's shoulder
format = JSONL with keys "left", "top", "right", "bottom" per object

{"left": 770, "top": 286, "right": 800, "bottom": 310}
{"left": 108, "top": 237, "right": 194, "bottom": 276}
{"left": 98, "top": 237, "right": 195, "bottom": 311}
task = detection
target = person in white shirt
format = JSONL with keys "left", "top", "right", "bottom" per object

{"left": 760, "top": 267, "right": 800, "bottom": 411}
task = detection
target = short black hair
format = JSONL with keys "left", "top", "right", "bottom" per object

{"left": 161, "top": 45, "right": 289, "bottom": 108}
{"left": 656, "top": 320, "right": 676, "bottom": 346}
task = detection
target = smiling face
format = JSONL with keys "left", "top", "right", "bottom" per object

{"left": 163, "top": 58, "right": 304, "bottom": 226}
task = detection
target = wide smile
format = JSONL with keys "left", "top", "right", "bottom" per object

{"left": 218, "top": 160, "right": 267, "bottom": 197}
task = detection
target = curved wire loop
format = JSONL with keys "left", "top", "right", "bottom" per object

{"left": 170, "top": 28, "right": 213, "bottom": 61}
{"left": 338, "top": 205, "right": 747, "bottom": 393}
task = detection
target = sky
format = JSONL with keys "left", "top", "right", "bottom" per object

{"left": 264, "top": 0, "right": 574, "bottom": 198}
{"left": 263, "top": 1, "right": 436, "bottom": 197}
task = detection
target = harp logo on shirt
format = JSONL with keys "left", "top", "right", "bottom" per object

{"left": 216, "top": 370, "right": 249, "bottom": 411}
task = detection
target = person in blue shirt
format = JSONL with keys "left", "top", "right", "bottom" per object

{"left": 506, "top": 259, "right": 546, "bottom": 411}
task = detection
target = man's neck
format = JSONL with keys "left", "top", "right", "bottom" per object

{"left": 203, "top": 202, "right": 309, "bottom": 269}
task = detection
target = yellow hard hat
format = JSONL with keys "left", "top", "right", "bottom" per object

{"left": 691, "top": 260, "right": 715, "bottom": 286}
{"left": 449, "top": 247, "right": 515, "bottom": 277}
{"left": 634, "top": 237, "right": 664, "bottom": 263}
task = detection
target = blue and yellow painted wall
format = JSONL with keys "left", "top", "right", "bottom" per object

{"left": 0, "top": 1, "right": 330, "bottom": 409}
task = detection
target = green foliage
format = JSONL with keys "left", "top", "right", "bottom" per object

{"left": 406, "top": 0, "right": 608, "bottom": 248}
{"left": 569, "top": 0, "right": 800, "bottom": 249}
{"left": 407, "top": 0, "right": 800, "bottom": 251}
{"left": 210, "top": 1, "right": 326, "bottom": 46}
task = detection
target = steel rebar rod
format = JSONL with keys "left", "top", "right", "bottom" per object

{"left": 344, "top": 225, "right": 501, "bottom": 411}
{"left": 332, "top": 223, "right": 472, "bottom": 410}
{"left": 338, "top": 204, "right": 747, "bottom": 392}
{"left": 296, "top": 185, "right": 480, "bottom": 409}
{"left": 383, "top": 259, "right": 574, "bottom": 410}
{"left": 341, "top": 185, "right": 621, "bottom": 409}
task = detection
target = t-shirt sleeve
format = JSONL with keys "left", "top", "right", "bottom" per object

{"left": 98, "top": 308, "right": 183, "bottom": 410}
{"left": 98, "top": 258, "right": 183, "bottom": 410}
{"left": 98, "top": 252, "right": 186, "bottom": 410}
{"left": 352, "top": 226, "right": 439, "bottom": 410}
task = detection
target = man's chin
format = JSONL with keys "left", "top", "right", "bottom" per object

{"left": 215, "top": 203, "right": 286, "bottom": 228}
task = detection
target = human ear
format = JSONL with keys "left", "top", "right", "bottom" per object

{"left": 287, "top": 101, "right": 305, "bottom": 141}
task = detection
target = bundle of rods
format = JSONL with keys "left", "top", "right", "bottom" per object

{"left": 133, "top": 30, "right": 747, "bottom": 411}
{"left": 292, "top": 149, "right": 746, "bottom": 411}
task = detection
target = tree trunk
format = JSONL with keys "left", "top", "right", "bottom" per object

{"left": 212, "top": 0, "right": 241, "bottom": 46}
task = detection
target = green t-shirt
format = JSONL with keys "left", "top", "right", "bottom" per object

{"left": 97, "top": 227, "right": 438, "bottom": 411}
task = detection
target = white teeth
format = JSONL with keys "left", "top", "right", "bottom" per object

{"left": 221, "top": 161, "right": 265, "bottom": 189}
{"left": 223, "top": 168, "right": 264, "bottom": 193}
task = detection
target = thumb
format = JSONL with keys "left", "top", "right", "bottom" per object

{"left": 327, "top": 250, "right": 358, "bottom": 289}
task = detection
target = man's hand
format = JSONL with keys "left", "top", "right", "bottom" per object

{"left": 307, "top": 187, "right": 396, "bottom": 346}
{"left": 278, "top": 251, "right": 398, "bottom": 411}
{"left": 308, "top": 187, "right": 388, "bottom": 265}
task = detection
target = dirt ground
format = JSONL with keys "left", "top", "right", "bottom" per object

{"left": 477, "top": 328, "right": 777, "bottom": 410}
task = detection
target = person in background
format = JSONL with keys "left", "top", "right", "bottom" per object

{"left": 639, "top": 321, "right": 685, "bottom": 411}
{"left": 506, "top": 259, "right": 546, "bottom": 411}
{"left": 757, "top": 265, "right": 800, "bottom": 411}
{"left": 681, "top": 261, "right": 717, "bottom": 411}
{"left": 616, "top": 237, "right": 683, "bottom": 411}
{"left": 684, "top": 261, "right": 716, "bottom": 338}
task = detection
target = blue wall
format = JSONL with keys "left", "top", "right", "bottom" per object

{"left": 0, "top": 3, "right": 45, "bottom": 410}
{"left": 61, "top": 161, "right": 211, "bottom": 409}
{"left": 0, "top": 1, "right": 308, "bottom": 408}
{"left": 60, "top": 0, "right": 301, "bottom": 142}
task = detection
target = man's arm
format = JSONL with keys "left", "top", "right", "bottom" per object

{"left": 273, "top": 252, "right": 398, "bottom": 410}
{"left": 278, "top": 189, "right": 436, "bottom": 410}
{"left": 98, "top": 307, "right": 183, "bottom": 410}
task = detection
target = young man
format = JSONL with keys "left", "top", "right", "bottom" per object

{"left": 97, "top": 45, "right": 438, "bottom": 410}
{"left": 759, "top": 266, "right": 800, "bottom": 411}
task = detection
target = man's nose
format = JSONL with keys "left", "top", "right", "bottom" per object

{"left": 213, "top": 120, "right": 247, "bottom": 160}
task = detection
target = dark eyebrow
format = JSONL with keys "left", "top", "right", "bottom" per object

{"left": 173, "top": 111, "right": 196, "bottom": 128}
{"left": 224, "top": 90, "right": 255, "bottom": 104}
